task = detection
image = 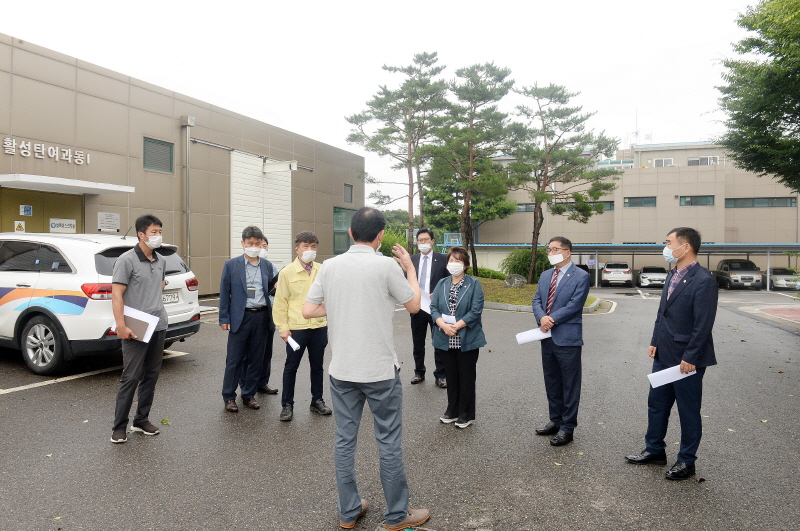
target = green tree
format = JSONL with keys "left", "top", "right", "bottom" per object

{"left": 423, "top": 156, "right": 516, "bottom": 245}
{"left": 508, "top": 84, "right": 621, "bottom": 282}
{"left": 346, "top": 52, "right": 448, "bottom": 250}
{"left": 717, "top": 0, "right": 800, "bottom": 193}
{"left": 424, "top": 62, "right": 515, "bottom": 275}
{"left": 382, "top": 209, "right": 421, "bottom": 236}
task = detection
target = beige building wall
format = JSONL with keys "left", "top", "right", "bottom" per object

{"left": 0, "top": 32, "right": 364, "bottom": 294}
{"left": 479, "top": 143, "right": 799, "bottom": 272}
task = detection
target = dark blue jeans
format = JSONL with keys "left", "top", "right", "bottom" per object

{"left": 221, "top": 309, "right": 269, "bottom": 402}
{"left": 281, "top": 327, "right": 328, "bottom": 406}
{"left": 645, "top": 358, "right": 706, "bottom": 464}
{"left": 540, "top": 338, "right": 582, "bottom": 433}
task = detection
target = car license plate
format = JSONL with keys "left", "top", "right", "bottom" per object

{"left": 162, "top": 292, "right": 179, "bottom": 304}
{"left": 743, "top": 282, "right": 751, "bottom": 286}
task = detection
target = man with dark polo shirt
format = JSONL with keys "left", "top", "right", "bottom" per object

{"left": 219, "top": 226, "right": 278, "bottom": 412}
{"left": 110, "top": 214, "right": 168, "bottom": 444}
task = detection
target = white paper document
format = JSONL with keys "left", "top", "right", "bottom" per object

{"left": 287, "top": 336, "right": 301, "bottom": 351}
{"left": 647, "top": 365, "right": 697, "bottom": 388}
{"left": 516, "top": 328, "right": 552, "bottom": 345}
{"left": 420, "top": 291, "right": 431, "bottom": 315}
{"left": 442, "top": 314, "right": 457, "bottom": 325}
{"left": 111, "top": 305, "right": 159, "bottom": 343}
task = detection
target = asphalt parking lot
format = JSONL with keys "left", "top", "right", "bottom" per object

{"left": 1, "top": 287, "right": 798, "bottom": 531}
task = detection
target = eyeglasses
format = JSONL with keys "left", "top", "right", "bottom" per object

{"left": 417, "top": 238, "right": 432, "bottom": 244}
{"left": 547, "top": 247, "right": 568, "bottom": 254}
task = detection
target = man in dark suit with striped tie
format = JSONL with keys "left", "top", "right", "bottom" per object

{"left": 532, "top": 236, "right": 591, "bottom": 446}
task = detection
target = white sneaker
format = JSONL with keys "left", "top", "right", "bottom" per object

{"left": 440, "top": 414, "right": 457, "bottom": 423}
{"left": 455, "top": 419, "right": 474, "bottom": 429}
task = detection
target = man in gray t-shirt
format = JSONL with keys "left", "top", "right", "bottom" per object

{"left": 109, "top": 214, "right": 168, "bottom": 444}
{"left": 303, "top": 207, "right": 431, "bottom": 531}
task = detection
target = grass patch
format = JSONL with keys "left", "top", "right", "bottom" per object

{"left": 479, "top": 278, "right": 598, "bottom": 308}
{"left": 479, "top": 278, "right": 537, "bottom": 306}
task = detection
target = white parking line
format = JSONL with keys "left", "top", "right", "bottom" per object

{"left": 636, "top": 289, "right": 647, "bottom": 300}
{"left": 770, "top": 291, "right": 799, "bottom": 300}
{"left": 0, "top": 351, "right": 190, "bottom": 395}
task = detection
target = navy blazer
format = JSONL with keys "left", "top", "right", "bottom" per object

{"left": 532, "top": 264, "right": 591, "bottom": 347}
{"left": 219, "top": 256, "right": 278, "bottom": 334}
{"left": 650, "top": 263, "right": 717, "bottom": 368}
{"left": 410, "top": 251, "right": 448, "bottom": 295}
{"left": 430, "top": 275, "right": 487, "bottom": 352}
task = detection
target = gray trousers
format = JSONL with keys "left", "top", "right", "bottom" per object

{"left": 113, "top": 330, "right": 166, "bottom": 431}
{"left": 329, "top": 370, "right": 409, "bottom": 526}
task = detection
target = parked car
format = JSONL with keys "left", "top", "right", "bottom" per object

{"left": 637, "top": 266, "right": 668, "bottom": 288}
{"left": 601, "top": 262, "right": 633, "bottom": 287}
{"left": 768, "top": 268, "right": 798, "bottom": 290}
{"left": 0, "top": 233, "right": 201, "bottom": 375}
{"left": 713, "top": 259, "right": 763, "bottom": 290}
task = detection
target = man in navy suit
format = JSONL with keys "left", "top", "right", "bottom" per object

{"left": 219, "top": 226, "right": 278, "bottom": 412}
{"left": 532, "top": 236, "right": 591, "bottom": 446}
{"left": 626, "top": 227, "right": 718, "bottom": 480}
{"left": 409, "top": 228, "right": 449, "bottom": 388}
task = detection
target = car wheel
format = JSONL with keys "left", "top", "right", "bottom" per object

{"left": 725, "top": 279, "right": 732, "bottom": 290}
{"left": 601, "top": 281, "right": 609, "bottom": 287}
{"left": 163, "top": 341, "right": 174, "bottom": 350}
{"left": 626, "top": 281, "right": 633, "bottom": 287}
{"left": 21, "top": 316, "right": 67, "bottom": 375}
{"left": 769, "top": 281, "right": 774, "bottom": 290}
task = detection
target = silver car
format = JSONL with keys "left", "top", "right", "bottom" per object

{"left": 637, "top": 266, "right": 668, "bottom": 288}
{"left": 768, "top": 268, "right": 799, "bottom": 290}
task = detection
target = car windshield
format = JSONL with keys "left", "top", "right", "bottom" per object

{"left": 728, "top": 261, "right": 758, "bottom": 270}
{"left": 95, "top": 247, "right": 189, "bottom": 276}
{"left": 606, "top": 263, "right": 629, "bottom": 269}
{"left": 642, "top": 267, "right": 667, "bottom": 273}
{"left": 771, "top": 268, "right": 793, "bottom": 275}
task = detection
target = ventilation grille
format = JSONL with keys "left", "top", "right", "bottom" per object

{"left": 143, "top": 138, "right": 173, "bottom": 173}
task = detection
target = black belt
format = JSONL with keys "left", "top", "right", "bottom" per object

{"left": 244, "top": 306, "right": 267, "bottom": 313}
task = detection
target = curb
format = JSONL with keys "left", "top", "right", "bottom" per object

{"left": 484, "top": 298, "right": 603, "bottom": 314}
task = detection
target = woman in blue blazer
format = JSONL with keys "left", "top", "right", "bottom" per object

{"left": 430, "top": 246, "right": 487, "bottom": 428}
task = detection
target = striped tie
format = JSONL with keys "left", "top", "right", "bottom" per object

{"left": 546, "top": 268, "right": 559, "bottom": 315}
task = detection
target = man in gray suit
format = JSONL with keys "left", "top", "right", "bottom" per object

{"left": 532, "top": 236, "right": 591, "bottom": 446}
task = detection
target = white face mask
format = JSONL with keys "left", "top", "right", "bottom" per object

{"left": 417, "top": 243, "right": 432, "bottom": 254}
{"left": 301, "top": 250, "right": 317, "bottom": 263}
{"left": 144, "top": 235, "right": 162, "bottom": 249}
{"left": 258, "top": 248, "right": 269, "bottom": 259}
{"left": 548, "top": 253, "right": 565, "bottom": 266}
{"left": 447, "top": 262, "right": 465, "bottom": 276}
{"left": 244, "top": 247, "right": 261, "bottom": 258}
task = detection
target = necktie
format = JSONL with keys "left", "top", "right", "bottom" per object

{"left": 419, "top": 255, "right": 428, "bottom": 292}
{"left": 546, "top": 268, "right": 559, "bottom": 315}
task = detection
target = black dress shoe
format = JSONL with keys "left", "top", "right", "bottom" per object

{"left": 535, "top": 421, "right": 559, "bottom": 436}
{"left": 224, "top": 399, "right": 238, "bottom": 412}
{"left": 257, "top": 385, "right": 279, "bottom": 394}
{"left": 550, "top": 430, "right": 573, "bottom": 446}
{"left": 435, "top": 378, "right": 447, "bottom": 388}
{"left": 279, "top": 404, "right": 293, "bottom": 421}
{"left": 665, "top": 460, "right": 696, "bottom": 480}
{"left": 625, "top": 450, "right": 668, "bottom": 465}
{"left": 410, "top": 375, "right": 425, "bottom": 384}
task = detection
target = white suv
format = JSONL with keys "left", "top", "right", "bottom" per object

{"left": 0, "top": 233, "right": 201, "bottom": 374}
{"left": 601, "top": 262, "right": 633, "bottom": 287}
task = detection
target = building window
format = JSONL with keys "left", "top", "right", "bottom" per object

{"left": 143, "top": 137, "right": 174, "bottom": 173}
{"left": 344, "top": 183, "right": 353, "bottom": 204}
{"left": 624, "top": 196, "right": 657, "bottom": 207}
{"left": 654, "top": 158, "right": 673, "bottom": 168}
{"left": 680, "top": 195, "right": 715, "bottom": 206}
{"left": 725, "top": 197, "right": 798, "bottom": 208}
{"left": 687, "top": 156, "right": 719, "bottom": 166}
{"left": 516, "top": 203, "right": 536, "bottom": 212}
{"left": 598, "top": 159, "right": 634, "bottom": 169}
{"left": 333, "top": 207, "right": 357, "bottom": 254}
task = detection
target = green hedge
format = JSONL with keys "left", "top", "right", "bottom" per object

{"left": 378, "top": 229, "right": 407, "bottom": 257}
{"left": 474, "top": 267, "right": 506, "bottom": 280}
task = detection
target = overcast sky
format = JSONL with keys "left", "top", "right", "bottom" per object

{"left": 2, "top": 0, "right": 756, "bottom": 209}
